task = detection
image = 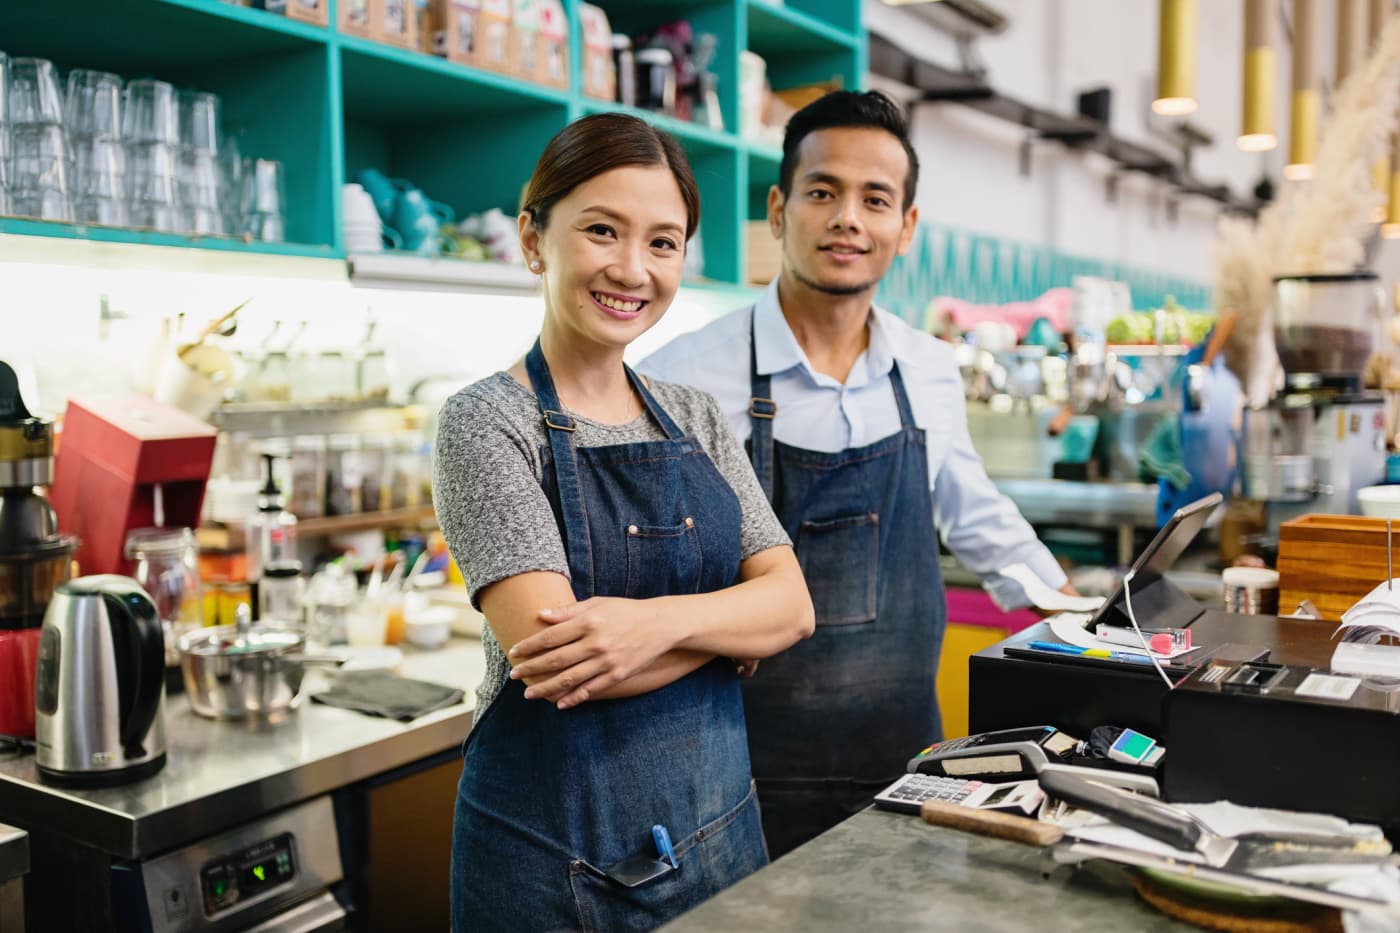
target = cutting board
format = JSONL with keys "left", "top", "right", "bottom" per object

{"left": 1278, "top": 514, "right": 1398, "bottom": 621}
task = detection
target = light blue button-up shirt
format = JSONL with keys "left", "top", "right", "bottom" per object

{"left": 638, "top": 279, "right": 1067, "bottom": 610}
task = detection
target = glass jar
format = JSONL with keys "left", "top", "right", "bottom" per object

{"left": 357, "top": 435, "right": 390, "bottom": 513}
{"left": 325, "top": 434, "right": 363, "bottom": 516}
{"left": 289, "top": 434, "right": 326, "bottom": 519}
{"left": 258, "top": 561, "right": 306, "bottom": 624}
{"left": 124, "top": 526, "right": 202, "bottom": 665}
{"left": 389, "top": 431, "right": 424, "bottom": 509}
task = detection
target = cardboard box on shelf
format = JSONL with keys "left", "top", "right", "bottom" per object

{"left": 284, "top": 0, "right": 329, "bottom": 25}
{"left": 535, "top": 0, "right": 568, "bottom": 88}
{"left": 338, "top": 0, "right": 373, "bottom": 36}
{"left": 373, "top": 0, "right": 419, "bottom": 49}
{"left": 579, "top": 3, "right": 614, "bottom": 100}
{"left": 478, "top": 0, "right": 514, "bottom": 74}
{"left": 425, "top": 0, "right": 484, "bottom": 64}
{"left": 510, "top": 0, "right": 541, "bottom": 80}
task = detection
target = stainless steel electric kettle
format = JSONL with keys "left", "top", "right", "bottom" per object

{"left": 35, "top": 575, "right": 167, "bottom": 786}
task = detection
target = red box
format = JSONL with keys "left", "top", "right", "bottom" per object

{"left": 50, "top": 397, "right": 217, "bottom": 577}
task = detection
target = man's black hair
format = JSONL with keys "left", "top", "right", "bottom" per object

{"left": 778, "top": 90, "right": 919, "bottom": 211}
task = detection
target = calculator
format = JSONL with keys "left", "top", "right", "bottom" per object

{"left": 872, "top": 773, "right": 1044, "bottom": 817}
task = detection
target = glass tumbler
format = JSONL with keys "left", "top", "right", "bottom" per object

{"left": 9, "top": 123, "right": 74, "bottom": 221}
{"left": 126, "top": 140, "right": 181, "bottom": 231}
{"left": 73, "top": 135, "right": 127, "bottom": 225}
{"left": 65, "top": 70, "right": 123, "bottom": 140}
{"left": 8, "top": 58, "right": 63, "bottom": 125}
{"left": 178, "top": 91, "right": 221, "bottom": 155}
{"left": 122, "top": 79, "right": 179, "bottom": 144}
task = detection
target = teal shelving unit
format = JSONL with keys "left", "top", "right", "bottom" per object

{"left": 0, "top": 0, "right": 863, "bottom": 285}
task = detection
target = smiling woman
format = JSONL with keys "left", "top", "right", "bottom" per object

{"left": 434, "top": 112, "right": 814, "bottom": 933}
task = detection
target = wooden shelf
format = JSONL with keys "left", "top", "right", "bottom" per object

{"left": 197, "top": 506, "right": 438, "bottom": 551}
{"left": 298, "top": 506, "right": 438, "bottom": 536}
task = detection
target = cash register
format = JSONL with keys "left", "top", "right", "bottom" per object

{"left": 968, "top": 493, "right": 1400, "bottom": 837}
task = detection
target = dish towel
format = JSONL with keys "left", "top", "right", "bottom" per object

{"left": 311, "top": 670, "right": 465, "bottom": 721}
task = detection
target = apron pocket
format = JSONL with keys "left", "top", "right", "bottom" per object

{"left": 568, "top": 857, "right": 692, "bottom": 933}
{"left": 797, "top": 513, "right": 878, "bottom": 625}
{"left": 623, "top": 520, "right": 703, "bottom": 599}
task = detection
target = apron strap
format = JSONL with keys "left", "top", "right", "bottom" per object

{"left": 524, "top": 339, "right": 594, "bottom": 596}
{"left": 626, "top": 365, "right": 686, "bottom": 440}
{"left": 747, "top": 309, "right": 776, "bottom": 502}
{"left": 889, "top": 361, "right": 916, "bottom": 429}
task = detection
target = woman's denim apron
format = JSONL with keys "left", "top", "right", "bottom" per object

{"left": 450, "top": 342, "right": 767, "bottom": 932}
{"left": 741, "top": 313, "right": 946, "bottom": 858}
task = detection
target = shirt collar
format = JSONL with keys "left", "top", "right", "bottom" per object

{"left": 753, "top": 278, "right": 910, "bottom": 380}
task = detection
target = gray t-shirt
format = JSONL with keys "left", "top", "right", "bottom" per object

{"left": 433, "top": 371, "right": 790, "bottom": 710}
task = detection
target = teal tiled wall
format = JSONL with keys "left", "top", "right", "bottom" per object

{"left": 876, "top": 224, "right": 1213, "bottom": 326}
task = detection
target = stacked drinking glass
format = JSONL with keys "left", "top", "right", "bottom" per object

{"left": 0, "top": 48, "right": 288, "bottom": 242}
{"left": 8, "top": 57, "right": 74, "bottom": 222}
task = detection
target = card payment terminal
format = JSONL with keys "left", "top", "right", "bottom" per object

{"left": 907, "top": 726, "right": 1081, "bottom": 780}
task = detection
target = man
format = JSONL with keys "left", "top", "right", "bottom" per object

{"left": 639, "top": 90, "right": 1075, "bottom": 858}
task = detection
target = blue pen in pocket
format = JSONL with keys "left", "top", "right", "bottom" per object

{"left": 652, "top": 824, "right": 678, "bottom": 868}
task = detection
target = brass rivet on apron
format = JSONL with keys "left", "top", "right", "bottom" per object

{"left": 684, "top": 516, "right": 694, "bottom": 528}
{"left": 628, "top": 525, "right": 639, "bottom": 535}
{"left": 870, "top": 513, "right": 879, "bottom": 524}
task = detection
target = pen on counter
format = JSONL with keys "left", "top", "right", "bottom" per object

{"left": 1027, "top": 640, "right": 1154, "bottom": 663}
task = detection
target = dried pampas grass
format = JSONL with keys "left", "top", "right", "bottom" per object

{"left": 1214, "top": 8, "right": 1400, "bottom": 405}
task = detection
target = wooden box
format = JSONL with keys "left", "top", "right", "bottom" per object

{"left": 1278, "top": 513, "right": 1398, "bottom": 621}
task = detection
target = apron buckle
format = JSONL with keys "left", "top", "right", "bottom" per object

{"left": 542, "top": 409, "right": 577, "bottom": 432}
{"left": 748, "top": 397, "right": 777, "bottom": 420}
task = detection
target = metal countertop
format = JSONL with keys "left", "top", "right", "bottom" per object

{"left": 0, "top": 639, "right": 486, "bottom": 860}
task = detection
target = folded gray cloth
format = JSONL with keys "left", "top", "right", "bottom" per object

{"left": 311, "top": 670, "right": 464, "bottom": 721}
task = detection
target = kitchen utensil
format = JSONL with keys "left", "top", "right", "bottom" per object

{"left": 176, "top": 299, "right": 249, "bottom": 359}
{"left": 124, "top": 526, "right": 202, "bottom": 667}
{"left": 178, "top": 610, "right": 341, "bottom": 722}
{"left": 35, "top": 575, "right": 167, "bottom": 786}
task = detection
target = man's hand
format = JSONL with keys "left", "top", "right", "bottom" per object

{"left": 508, "top": 597, "right": 676, "bottom": 709}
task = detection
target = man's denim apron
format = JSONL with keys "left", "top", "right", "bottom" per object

{"left": 742, "top": 313, "right": 945, "bottom": 858}
{"left": 450, "top": 342, "right": 767, "bottom": 932}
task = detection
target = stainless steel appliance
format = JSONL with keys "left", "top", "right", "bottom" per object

{"left": 132, "top": 796, "right": 345, "bottom": 933}
{"left": 34, "top": 575, "right": 167, "bottom": 786}
{"left": 0, "top": 360, "right": 77, "bottom": 740}
{"left": 1243, "top": 273, "right": 1387, "bottom": 529}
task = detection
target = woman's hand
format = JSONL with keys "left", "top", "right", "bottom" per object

{"left": 508, "top": 597, "right": 678, "bottom": 708}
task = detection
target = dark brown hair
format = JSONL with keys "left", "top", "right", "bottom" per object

{"left": 522, "top": 113, "right": 700, "bottom": 240}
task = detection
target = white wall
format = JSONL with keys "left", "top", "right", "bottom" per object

{"left": 864, "top": 0, "right": 1400, "bottom": 286}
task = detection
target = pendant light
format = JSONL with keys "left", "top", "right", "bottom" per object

{"left": 1154, "top": 0, "right": 1199, "bottom": 115}
{"left": 1285, "top": 0, "right": 1321, "bottom": 178}
{"left": 1239, "top": 0, "right": 1278, "bottom": 150}
{"left": 1336, "top": 0, "right": 1367, "bottom": 87}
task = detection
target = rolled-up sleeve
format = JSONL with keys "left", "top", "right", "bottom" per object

{"left": 932, "top": 396, "right": 1067, "bottom": 611}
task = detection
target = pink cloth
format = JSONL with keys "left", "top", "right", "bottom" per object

{"left": 946, "top": 587, "right": 1040, "bottom": 635}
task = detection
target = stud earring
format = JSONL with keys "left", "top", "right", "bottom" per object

{"left": 529, "top": 260, "right": 541, "bottom": 272}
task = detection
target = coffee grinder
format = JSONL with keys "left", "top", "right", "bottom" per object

{"left": 1243, "top": 273, "right": 1388, "bottom": 531}
{"left": 0, "top": 361, "right": 77, "bottom": 739}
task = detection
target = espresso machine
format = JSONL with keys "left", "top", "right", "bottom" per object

{"left": 0, "top": 361, "right": 78, "bottom": 739}
{"left": 1243, "top": 273, "right": 1388, "bottom": 530}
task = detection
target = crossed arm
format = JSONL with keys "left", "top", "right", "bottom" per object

{"left": 478, "top": 544, "right": 814, "bottom": 709}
